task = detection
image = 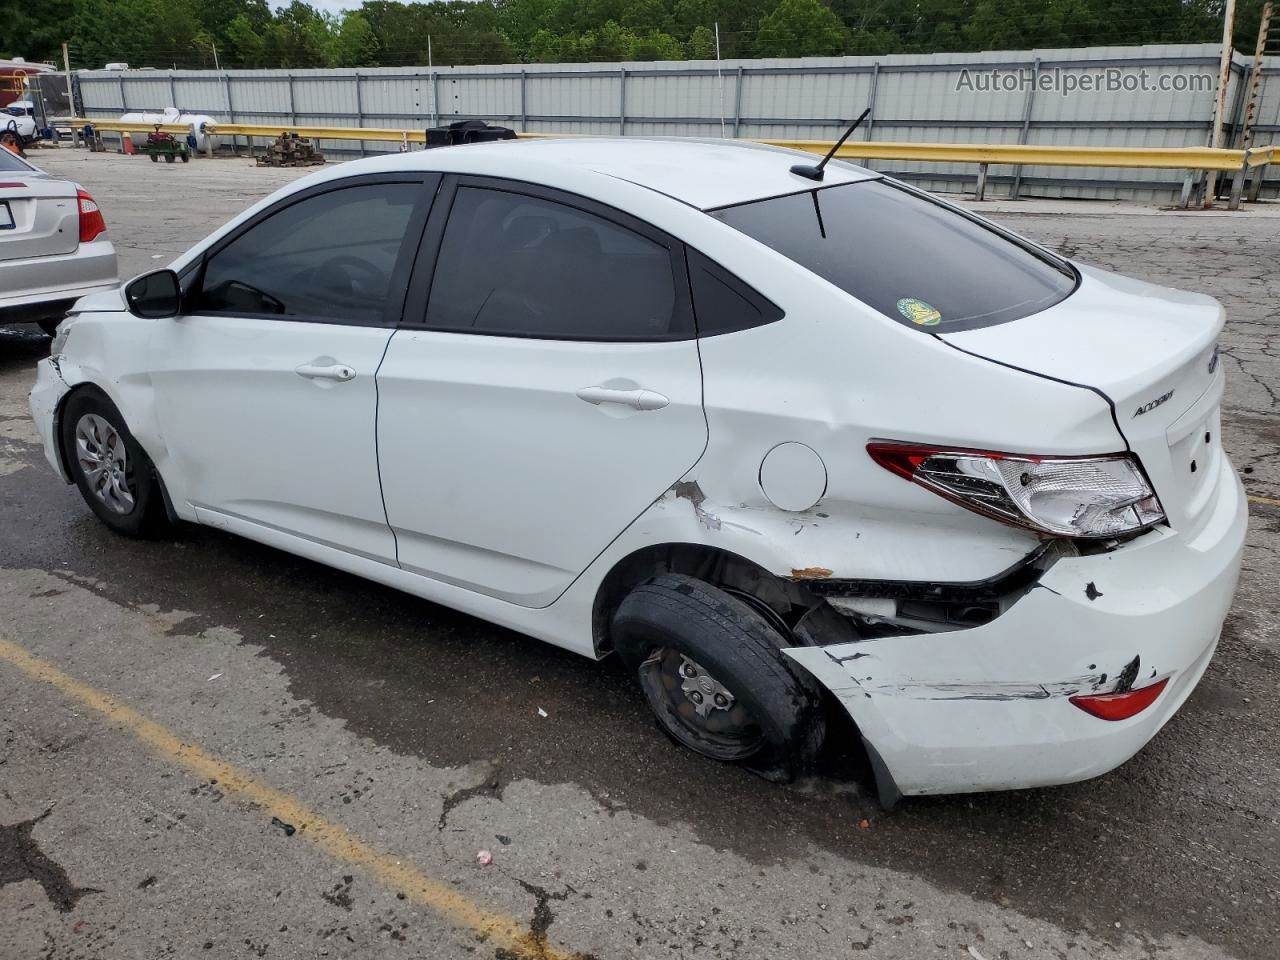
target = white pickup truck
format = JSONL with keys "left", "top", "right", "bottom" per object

{"left": 2, "top": 101, "right": 40, "bottom": 145}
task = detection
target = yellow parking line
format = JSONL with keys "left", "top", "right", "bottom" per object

{"left": 0, "top": 635, "right": 576, "bottom": 960}
{"left": 1249, "top": 495, "right": 1280, "bottom": 507}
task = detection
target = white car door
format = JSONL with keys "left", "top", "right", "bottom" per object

{"left": 148, "top": 174, "right": 436, "bottom": 563}
{"left": 376, "top": 179, "right": 708, "bottom": 607}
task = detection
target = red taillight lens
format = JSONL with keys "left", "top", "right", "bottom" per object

{"left": 77, "top": 189, "right": 106, "bottom": 244}
{"left": 867, "top": 441, "right": 1165, "bottom": 539}
{"left": 1069, "top": 677, "right": 1169, "bottom": 721}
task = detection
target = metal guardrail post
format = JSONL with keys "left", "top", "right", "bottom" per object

{"left": 1179, "top": 172, "right": 1196, "bottom": 208}
{"left": 1011, "top": 58, "right": 1041, "bottom": 200}
{"left": 1228, "top": 150, "right": 1250, "bottom": 209}
{"left": 619, "top": 67, "right": 626, "bottom": 135}
{"left": 975, "top": 162, "right": 989, "bottom": 200}
{"left": 1247, "top": 154, "right": 1269, "bottom": 202}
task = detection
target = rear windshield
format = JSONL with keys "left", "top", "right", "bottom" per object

{"left": 710, "top": 179, "right": 1076, "bottom": 332}
{"left": 0, "top": 149, "right": 36, "bottom": 173}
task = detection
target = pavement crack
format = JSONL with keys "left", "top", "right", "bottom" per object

{"left": 494, "top": 879, "right": 574, "bottom": 960}
{"left": 0, "top": 808, "right": 102, "bottom": 912}
{"left": 437, "top": 765, "right": 508, "bottom": 831}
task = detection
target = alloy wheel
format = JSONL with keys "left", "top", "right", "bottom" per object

{"left": 74, "top": 413, "right": 135, "bottom": 515}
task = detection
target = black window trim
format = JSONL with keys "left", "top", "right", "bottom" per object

{"left": 181, "top": 171, "right": 442, "bottom": 329}
{"left": 399, "top": 174, "right": 697, "bottom": 343}
{"left": 683, "top": 247, "right": 785, "bottom": 337}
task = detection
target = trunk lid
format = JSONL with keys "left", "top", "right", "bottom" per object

{"left": 0, "top": 174, "right": 81, "bottom": 262}
{"left": 942, "top": 264, "right": 1225, "bottom": 533}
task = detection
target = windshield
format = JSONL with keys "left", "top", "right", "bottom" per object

{"left": 710, "top": 179, "right": 1076, "bottom": 332}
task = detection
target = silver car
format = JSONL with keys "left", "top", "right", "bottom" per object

{"left": 0, "top": 148, "right": 117, "bottom": 335}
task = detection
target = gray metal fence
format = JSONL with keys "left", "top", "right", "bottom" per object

{"left": 75, "top": 43, "right": 1280, "bottom": 202}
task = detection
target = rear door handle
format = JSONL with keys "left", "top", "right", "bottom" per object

{"left": 576, "top": 386, "right": 669, "bottom": 411}
{"left": 296, "top": 362, "right": 356, "bottom": 382}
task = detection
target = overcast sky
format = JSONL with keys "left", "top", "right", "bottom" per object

{"left": 308, "top": 0, "right": 358, "bottom": 13}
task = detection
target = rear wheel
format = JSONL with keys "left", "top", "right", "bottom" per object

{"left": 149, "top": 153, "right": 158, "bottom": 163}
{"left": 612, "top": 574, "right": 826, "bottom": 780}
{"left": 164, "top": 153, "right": 175, "bottom": 163}
{"left": 59, "top": 390, "right": 168, "bottom": 537}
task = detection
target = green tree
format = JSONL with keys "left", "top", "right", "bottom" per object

{"left": 686, "top": 24, "right": 718, "bottom": 58}
{"left": 224, "top": 12, "right": 266, "bottom": 66}
{"left": 330, "top": 12, "right": 380, "bottom": 66}
{"left": 754, "top": 0, "right": 849, "bottom": 57}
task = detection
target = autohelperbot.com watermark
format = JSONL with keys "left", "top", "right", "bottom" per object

{"left": 956, "top": 67, "right": 1214, "bottom": 97}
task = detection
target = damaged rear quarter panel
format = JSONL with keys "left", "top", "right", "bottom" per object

{"left": 782, "top": 498, "right": 1245, "bottom": 795}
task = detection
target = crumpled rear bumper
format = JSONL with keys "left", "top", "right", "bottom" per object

{"left": 785, "top": 456, "right": 1247, "bottom": 799}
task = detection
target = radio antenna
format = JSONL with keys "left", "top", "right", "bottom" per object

{"left": 790, "top": 108, "right": 872, "bottom": 181}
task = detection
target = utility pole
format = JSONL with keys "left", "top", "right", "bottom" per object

{"left": 212, "top": 41, "right": 220, "bottom": 72}
{"left": 61, "top": 42, "right": 74, "bottom": 119}
{"left": 1204, "top": 0, "right": 1237, "bottom": 207}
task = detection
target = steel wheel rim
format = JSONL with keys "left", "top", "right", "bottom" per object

{"left": 639, "top": 647, "right": 763, "bottom": 760}
{"left": 74, "top": 413, "right": 135, "bottom": 515}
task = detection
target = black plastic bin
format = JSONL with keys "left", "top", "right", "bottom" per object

{"left": 424, "top": 119, "right": 517, "bottom": 148}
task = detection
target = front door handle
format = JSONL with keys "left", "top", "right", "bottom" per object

{"left": 576, "top": 385, "right": 669, "bottom": 411}
{"left": 296, "top": 362, "right": 356, "bottom": 382}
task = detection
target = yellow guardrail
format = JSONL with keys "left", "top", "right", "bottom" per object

{"left": 74, "top": 118, "right": 1275, "bottom": 208}
{"left": 765, "top": 139, "right": 1275, "bottom": 172}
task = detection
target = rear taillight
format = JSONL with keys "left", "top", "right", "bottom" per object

{"left": 77, "top": 189, "right": 106, "bottom": 244}
{"left": 867, "top": 442, "right": 1165, "bottom": 539}
{"left": 1069, "top": 677, "right": 1169, "bottom": 721}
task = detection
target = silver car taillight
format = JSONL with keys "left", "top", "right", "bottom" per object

{"left": 868, "top": 443, "right": 1166, "bottom": 538}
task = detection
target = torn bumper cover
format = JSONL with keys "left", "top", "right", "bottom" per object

{"left": 785, "top": 458, "right": 1247, "bottom": 799}
{"left": 29, "top": 357, "right": 72, "bottom": 483}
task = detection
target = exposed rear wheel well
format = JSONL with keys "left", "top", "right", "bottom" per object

{"left": 592, "top": 543, "right": 815, "bottom": 657}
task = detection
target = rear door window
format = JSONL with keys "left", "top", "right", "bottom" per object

{"left": 422, "top": 186, "right": 687, "bottom": 341}
{"left": 710, "top": 179, "right": 1075, "bottom": 332}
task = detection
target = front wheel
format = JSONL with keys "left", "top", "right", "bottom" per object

{"left": 612, "top": 574, "right": 826, "bottom": 780}
{"left": 59, "top": 390, "right": 168, "bottom": 537}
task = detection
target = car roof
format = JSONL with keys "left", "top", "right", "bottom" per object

{"left": 363, "top": 137, "right": 879, "bottom": 211}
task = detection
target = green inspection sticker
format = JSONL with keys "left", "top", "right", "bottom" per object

{"left": 896, "top": 298, "right": 942, "bottom": 326}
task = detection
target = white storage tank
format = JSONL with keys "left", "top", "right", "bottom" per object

{"left": 118, "top": 109, "right": 223, "bottom": 150}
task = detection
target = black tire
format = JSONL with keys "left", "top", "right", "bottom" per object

{"left": 180, "top": 152, "right": 190, "bottom": 163}
{"left": 59, "top": 389, "right": 168, "bottom": 538}
{"left": 150, "top": 153, "right": 158, "bottom": 162}
{"left": 164, "top": 153, "right": 175, "bottom": 163}
{"left": 612, "top": 574, "right": 826, "bottom": 781}
{"left": 37, "top": 317, "right": 61, "bottom": 337}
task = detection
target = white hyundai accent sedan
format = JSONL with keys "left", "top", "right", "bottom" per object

{"left": 29, "top": 139, "right": 1245, "bottom": 804}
